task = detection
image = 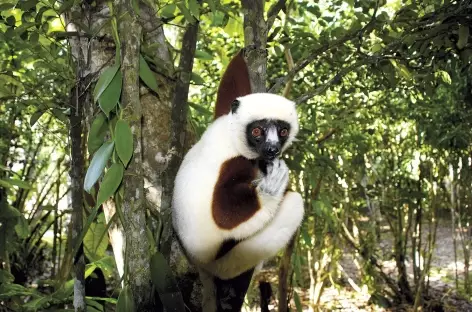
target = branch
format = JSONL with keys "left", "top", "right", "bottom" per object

{"left": 294, "top": 59, "right": 371, "bottom": 105}
{"left": 168, "top": 21, "right": 199, "bottom": 165}
{"left": 316, "top": 128, "right": 336, "bottom": 144}
{"left": 269, "top": 7, "right": 381, "bottom": 94}
{"left": 266, "top": 0, "right": 286, "bottom": 31}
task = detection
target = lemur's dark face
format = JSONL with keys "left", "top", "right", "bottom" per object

{"left": 246, "top": 119, "right": 291, "bottom": 161}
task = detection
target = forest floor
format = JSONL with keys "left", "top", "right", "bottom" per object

{"left": 244, "top": 220, "right": 472, "bottom": 311}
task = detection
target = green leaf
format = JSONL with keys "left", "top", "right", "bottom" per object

{"left": 91, "top": 256, "right": 116, "bottom": 277}
{"left": 115, "top": 120, "right": 134, "bottom": 167}
{"left": 96, "top": 163, "right": 124, "bottom": 207}
{"left": 84, "top": 222, "right": 109, "bottom": 261}
{"left": 457, "top": 25, "right": 469, "bottom": 50}
{"left": 93, "top": 64, "right": 120, "bottom": 104}
{"left": 195, "top": 50, "right": 213, "bottom": 60}
{"left": 206, "top": 0, "right": 216, "bottom": 13}
{"left": 0, "top": 205, "right": 21, "bottom": 218}
{"left": 29, "top": 31, "right": 39, "bottom": 44}
{"left": 177, "top": 2, "right": 195, "bottom": 23}
{"left": 98, "top": 70, "right": 122, "bottom": 117}
{"left": 0, "top": 179, "right": 12, "bottom": 189}
{"left": 88, "top": 113, "right": 109, "bottom": 154}
{"left": 160, "top": 3, "right": 177, "bottom": 18}
{"left": 435, "top": 70, "right": 451, "bottom": 85}
{"left": 18, "top": 0, "right": 37, "bottom": 11}
{"left": 293, "top": 291, "right": 303, "bottom": 312}
{"left": 301, "top": 225, "right": 312, "bottom": 247}
{"left": 150, "top": 251, "right": 186, "bottom": 312}
{"left": 84, "top": 141, "right": 115, "bottom": 193}
{"left": 14, "top": 216, "right": 30, "bottom": 239}
{"left": 116, "top": 286, "right": 135, "bottom": 312}
{"left": 188, "top": 0, "right": 200, "bottom": 18}
{"left": 58, "top": 0, "right": 74, "bottom": 14}
{"left": 0, "top": 3, "right": 16, "bottom": 11}
{"left": 191, "top": 72, "right": 205, "bottom": 85}
{"left": 0, "top": 270, "right": 14, "bottom": 283}
{"left": 6, "top": 178, "right": 31, "bottom": 189}
{"left": 139, "top": 54, "right": 159, "bottom": 93}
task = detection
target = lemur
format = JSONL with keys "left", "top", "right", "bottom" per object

{"left": 172, "top": 50, "right": 304, "bottom": 310}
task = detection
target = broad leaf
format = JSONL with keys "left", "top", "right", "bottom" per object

{"left": 293, "top": 291, "right": 303, "bottom": 312}
{"left": 88, "top": 113, "right": 109, "bottom": 154}
{"left": 150, "top": 251, "right": 185, "bottom": 312}
{"left": 195, "top": 50, "right": 213, "bottom": 60}
{"left": 84, "top": 222, "right": 109, "bottom": 261}
{"left": 177, "top": 2, "right": 195, "bottom": 23}
{"left": 98, "top": 70, "right": 122, "bottom": 117}
{"left": 84, "top": 141, "right": 115, "bottom": 193}
{"left": 93, "top": 64, "right": 119, "bottom": 104}
{"left": 139, "top": 54, "right": 159, "bottom": 94}
{"left": 6, "top": 178, "right": 31, "bottom": 189}
{"left": 96, "top": 162, "right": 124, "bottom": 207}
{"left": 14, "top": 216, "right": 30, "bottom": 239}
{"left": 191, "top": 72, "right": 205, "bottom": 85}
{"left": 160, "top": 4, "right": 177, "bottom": 18}
{"left": 115, "top": 120, "right": 133, "bottom": 167}
{"left": 116, "top": 286, "right": 135, "bottom": 312}
{"left": 188, "top": 0, "right": 200, "bottom": 18}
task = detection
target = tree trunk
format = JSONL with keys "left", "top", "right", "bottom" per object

{"left": 69, "top": 85, "right": 86, "bottom": 312}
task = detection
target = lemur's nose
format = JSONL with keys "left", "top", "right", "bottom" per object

{"left": 264, "top": 145, "right": 280, "bottom": 159}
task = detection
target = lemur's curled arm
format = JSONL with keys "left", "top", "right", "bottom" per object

{"left": 212, "top": 157, "right": 289, "bottom": 240}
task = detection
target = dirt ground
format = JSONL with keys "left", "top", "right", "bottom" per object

{"left": 243, "top": 221, "right": 472, "bottom": 311}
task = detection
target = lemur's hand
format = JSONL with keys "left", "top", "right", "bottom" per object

{"left": 256, "top": 158, "right": 289, "bottom": 197}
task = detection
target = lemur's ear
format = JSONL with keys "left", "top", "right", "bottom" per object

{"left": 214, "top": 50, "right": 251, "bottom": 119}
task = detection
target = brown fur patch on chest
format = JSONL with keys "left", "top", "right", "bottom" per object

{"left": 212, "top": 156, "right": 260, "bottom": 229}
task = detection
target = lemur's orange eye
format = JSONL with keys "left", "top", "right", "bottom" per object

{"left": 252, "top": 127, "right": 262, "bottom": 137}
{"left": 280, "top": 129, "right": 289, "bottom": 137}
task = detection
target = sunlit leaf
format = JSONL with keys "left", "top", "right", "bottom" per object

{"left": 188, "top": 0, "right": 200, "bottom": 18}
{"left": 195, "top": 50, "right": 213, "bottom": 60}
{"left": 84, "top": 222, "right": 109, "bottom": 261}
{"left": 84, "top": 141, "right": 115, "bottom": 193}
{"left": 6, "top": 178, "right": 31, "bottom": 189}
{"left": 177, "top": 2, "right": 195, "bottom": 23}
{"left": 191, "top": 72, "right": 205, "bottom": 85}
{"left": 160, "top": 3, "right": 177, "bottom": 18}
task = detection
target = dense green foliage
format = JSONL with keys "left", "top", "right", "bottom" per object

{"left": 1, "top": 0, "right": 471, "bottom": 311}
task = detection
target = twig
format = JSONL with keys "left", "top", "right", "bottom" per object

{"left": 269, "top": 5, "right": 381, "bottom": 94}
{"left": 294, "top": 59, "right": 370, "bottom": 105}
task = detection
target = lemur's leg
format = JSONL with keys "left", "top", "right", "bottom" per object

{"left": 203, "top": 191, "right": 304, "bottom": 280}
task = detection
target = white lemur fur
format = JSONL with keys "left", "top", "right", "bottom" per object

{"left": 172, "top": 92, "right": 304, "bottom": 280}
